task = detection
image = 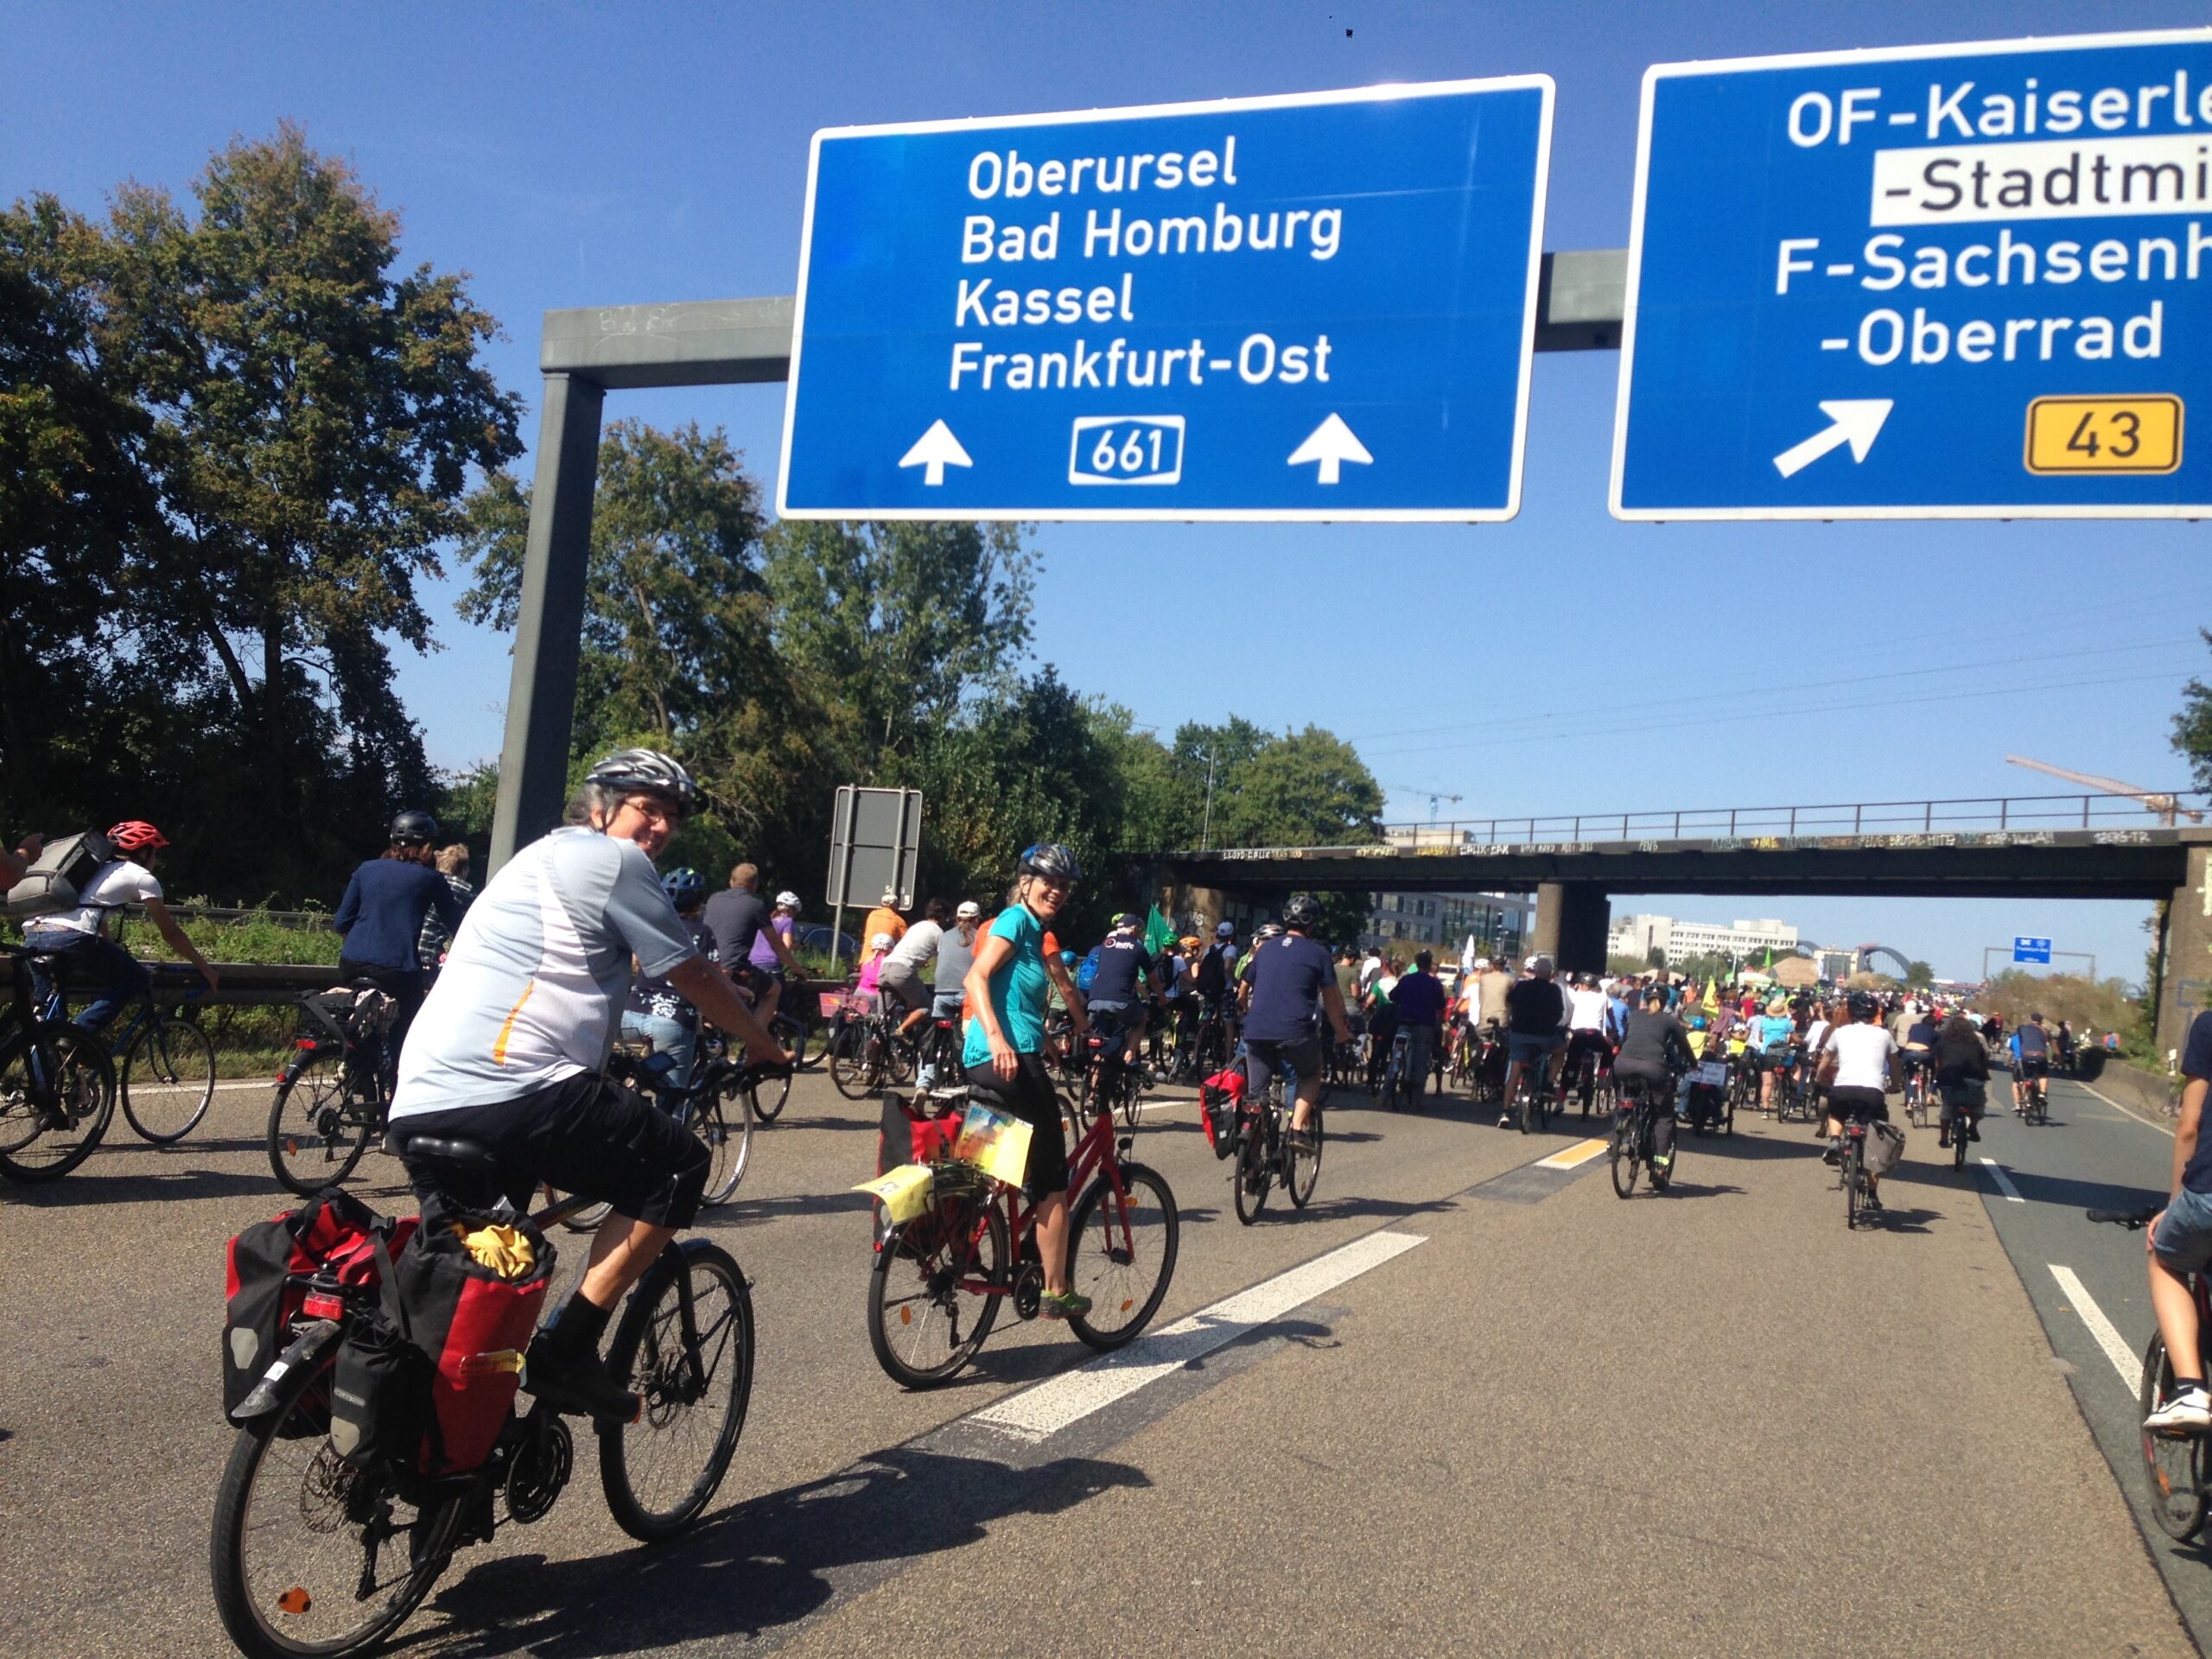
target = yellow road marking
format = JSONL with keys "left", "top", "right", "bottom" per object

{"left": 1534, "top": 1137, "right": 1608, "bottom": 1170}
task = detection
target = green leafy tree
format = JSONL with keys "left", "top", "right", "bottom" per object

{"left": 2174, "top": 630, "right": 2212, "bottom": 790}
{"left": 1904, "top": 959, "right": 1936, "bottom": 988}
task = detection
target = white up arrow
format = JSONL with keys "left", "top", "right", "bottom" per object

{"left": 898, "top": 419, "right": 973, "bottom": 486}
{"left": 1287, "top": 412, "right": 1373, "bottom": 485}
{"left": 1771, "top": 399, "right": 1894, "bottom": 480}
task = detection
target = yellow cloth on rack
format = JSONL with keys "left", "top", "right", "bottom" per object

{"left": 454, "top": 1223, "right": 536, "bottom": 1279}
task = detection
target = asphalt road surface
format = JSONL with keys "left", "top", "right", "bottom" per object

{"left": 1, "top": 1063, "right": 2200, "bottom": 1657}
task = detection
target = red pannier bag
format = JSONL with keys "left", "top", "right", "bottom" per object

{"left": 1197, "top": 1067, "right": 1246, "bottom": 1160}
{"left": 222, "top": 1190, "right": 410, "bottom": 1421}
{"left": 393, "top": 1205, "right": 555, "bottom": 1474}
{"left": 877, "top": 1090, "right": 963, "bottom": 1175}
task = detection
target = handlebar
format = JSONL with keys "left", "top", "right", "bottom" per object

{"left": 2087, "top": 1206, "right": 2162, "bottom": 1228}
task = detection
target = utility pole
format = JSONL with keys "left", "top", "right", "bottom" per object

{"left": 1197, "top": 748, "right": 1217, "bottom": 851}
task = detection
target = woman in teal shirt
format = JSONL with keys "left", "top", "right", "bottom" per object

{"left": 963, "top": 842, "right": 1091, "bottom": 1319}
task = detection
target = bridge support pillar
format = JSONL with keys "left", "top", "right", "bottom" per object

{"left": 2158, "top": 846, "right": 2212, "bottom": 1065}
{"left": 1533, "top": 884, "right": 1609, "bottom": 976}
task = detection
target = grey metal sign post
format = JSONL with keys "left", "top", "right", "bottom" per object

{"left": 486, "top": 254, "right": 1625, "bottom": 874}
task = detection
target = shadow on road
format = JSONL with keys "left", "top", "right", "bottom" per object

{"left": 2, "top": 1164, "right": 293, "bottom": 1206}
{"left": 409, "top": 1445, "right": 1152, "bottom": 1657}
{"left": 2002, "top": 1166, "right": 2166, "bottom": 1217}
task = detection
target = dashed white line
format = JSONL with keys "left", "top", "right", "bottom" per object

{"left": 1980, "top": 1157, "right": 2025, "bottom": 1202}
{"left": 969, "top": 1229, "right": 1427, "bottom": 1442}
{"left": 2049, "top": 1264, "right": 2144, "bottom": 1394}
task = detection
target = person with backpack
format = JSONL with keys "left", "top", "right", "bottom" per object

{"left": 334, "top": 810, "right": 467, "bottom": 1069}
{"left": 1084, "top": 913, "right": 1160, "bottom": 1068}
{"left": 21, "top": 820, "right": 219, "bottom": 1028}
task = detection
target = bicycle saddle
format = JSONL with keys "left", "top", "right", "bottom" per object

{"left": 385, "top": 1129, "right": 496, "bottom": 1167}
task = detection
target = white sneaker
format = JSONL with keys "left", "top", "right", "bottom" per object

{"left": 2146, "top": 1387, "right": 2212, "bottom": 1436}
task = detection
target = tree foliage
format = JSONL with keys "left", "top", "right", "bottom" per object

{"left": 1, "top": 126, "right": 519, "bottom": 900}
{"left": 2175, "top": 629, "right": 2212, "bottom": 791}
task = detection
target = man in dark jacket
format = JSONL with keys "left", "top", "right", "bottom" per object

{"left": 334, "top": 810, "right": 466, "bottom": 1071}
{"left": 1614, "top": 990, "right": 1695, "bottom": 1173}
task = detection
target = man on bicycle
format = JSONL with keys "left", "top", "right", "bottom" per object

{"left": 1085, "top": 913, "right": 1159, "bottom": 1069}
{"left": 1561, "top": 972, "right": 1614, "bottom": 1110}
{"left": 22, "top": 820, "right": 219, "bottom": 1027}
{"left": 1499, "top": 954, "right": 1566, "bottom": 1127}
{"left": 1240, "top": 894, "right": 1351, "bottom": 1154}
{"left": 1388, "top": 950, "right": 1446, "bottom": 1103}
{"left": 2013, "top": 1013, "right": 2053, "bottom": 1115}
{"left": 620, "top": 867, "right": 716, "bottom": 1088}
{"left": 2142, "top": 1008, "right": 2212, "bottom": 1433}
{"left": 1614, "top": 988, "right": 1694, "bottom": 1175}
{"left": 389, "top": 750, "right": 789, "bottom": 1424}
{"left": 1816, "top": 991, "right": 1900, "bottom": 1210}
{"left": 703, "top": 863, "right": 803, "bottom": 1025}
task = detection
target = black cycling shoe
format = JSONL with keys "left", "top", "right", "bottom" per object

{"left": 524, "top": 1335, "right": 641, "bottom": 1425}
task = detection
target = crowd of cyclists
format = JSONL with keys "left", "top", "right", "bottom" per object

{"left": 4, "top": 769, "right": 2196, "bottom": 1442}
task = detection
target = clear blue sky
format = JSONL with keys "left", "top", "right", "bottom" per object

{"left": 7, "top": 0, "right": 2206, "bottom": 982}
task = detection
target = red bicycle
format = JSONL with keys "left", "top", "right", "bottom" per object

{"left": 867, "top": 1085, "right": 1179, "bottom": 1388}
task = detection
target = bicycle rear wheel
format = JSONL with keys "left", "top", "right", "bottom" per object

{"left": 829, "top": 1028, "right": 877, "bottom": 1101}
{"left": 600, "top": 1240, "right": 755, "bottom": 1541}
{"left": 267, "top": 1048, "right": 375, "bottom": 1196}
{"left": 1287, "top": 1103, "right": 1323, "bottom": 1209}
{"left": 209, "top": 1346, "right": 461, "bottom": 1659}
{"left": 697, "top": 1084, "right": 754, "bottom": 1206}
{"left": 1232, "top": 1117, "right": 1270, "bottom": 1224}
{"left": 1609, "top": 1111, "right": 1641, "bottom": 1198}
{"left": 2139, "top": 1332, "right": 2211, "bottom": 1541}
{"left": 868, "top": 1195, "right": 1006, "bottom": 1388}
{"left": 123, "top": 1014, "right": 218, "bottom": 1143}
{"left": 0, "top": 1026, "right": 116, "bottom": 1181}
{"left": 1845, "top": 1143, "right": 1863, "bottom": 1230}
{"left": 1068, "top": 1161, "right": 1179, "bottom": 1351}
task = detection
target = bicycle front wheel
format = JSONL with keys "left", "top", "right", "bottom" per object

{"left": 600, "top": 1239, "right": 755, "bottom": 1542}
{"left": 0, "top": 1027, "right": 116, "bottom": 1181}
{"left": 209, "top": 1345, "right": 461, "bottom": 1659}
{"left": 1068, "top": 1160, "right": 1179, "bottom": 1351}
{"left": 868, "top": 1195, "right": 1005, "bottom": 1389}
{"left": 698, "top": 1083, "right": 754, "bottom": 1205}
{"left": 267, "top": 1048, "right": 374, "bottom": 1196}
{"left": 123, "top": 1014, "right": 218, "bottom": 1143}
{"left": 773, "top": 1013, "right": 818, "bottom": 1072}
{"left": 2140, "top": 1332, "right": 2211, "bottom": 1541}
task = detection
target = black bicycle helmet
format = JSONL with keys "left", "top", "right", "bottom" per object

{"left": 1281, "top": 893, "right": 1321, "bottom": 931}
{"left": 660, "top": 866, "right": 706, "bottom": 906}
{"left": 586, "top": 747, "right": 699, "bottom": 814}
{"left": 1017, "top": 842, "right": 1082, "bottom": 882}
{"left": 390, "top": 810, "right": 439, "bottom": 845}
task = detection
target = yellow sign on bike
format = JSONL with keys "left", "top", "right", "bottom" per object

{"left": 954, "top": 1101, "right": 1033, "bottom": 1189}
{"left": 853, "top": 1163, "right": 936, "bottom": 1224}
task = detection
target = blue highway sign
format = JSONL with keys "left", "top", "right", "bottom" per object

{"left": 778, "top": 79, "right": 1553, "bottom": 522}
{"left": 2014, "top": 937, "right": 2054, "bottom": 963}
{"left": 1611, "top": 29, "right": 2212, "bottom": 520}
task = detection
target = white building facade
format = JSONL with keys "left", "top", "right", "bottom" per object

{"left": 1609, "top": 912, "right": 1800, "bottom": 968}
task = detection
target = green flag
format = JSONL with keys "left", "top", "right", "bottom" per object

{"left": 1145, "top": 905, "right": 1178, "bottom": 957}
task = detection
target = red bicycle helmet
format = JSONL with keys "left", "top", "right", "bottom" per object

{"left": 107, "top": 820, "right": 169, "bottom": 854}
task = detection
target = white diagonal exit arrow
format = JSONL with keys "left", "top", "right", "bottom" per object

{"left": 898, "top": 419, "right": 972, "bottom": 486}
{"left": 1771, "top": 399, "right": 1893, "bottom": 480}
{"left": 1287, "top": 412, "right": 1373, "bottom": 485}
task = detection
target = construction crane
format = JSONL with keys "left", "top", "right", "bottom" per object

{"left": 2003, "top": 754, "right": 2202, "bottom": 824}
{"left": 1384, "top": 782, "right": 1465, "bottom": 823}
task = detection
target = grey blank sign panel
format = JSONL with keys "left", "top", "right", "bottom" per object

{"left": 829, "top": 786, "right": 923, "bottom": 911}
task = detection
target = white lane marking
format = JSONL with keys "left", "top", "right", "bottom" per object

{"left": 1535, "top": 1137, "right": 1609, "bottom": 1170}
{"left": 1980, "top": 1158, "right": 2025, "bottom": 1202}
{"left": 2049, "top": 1264, "right": 2145, "bottom": 1394}
{"left": 2076, "top": 1081, "right": 2176, "bottom": 1139}
{"left": 970, "top": 1230, "right": 1427, "bottom": 1443}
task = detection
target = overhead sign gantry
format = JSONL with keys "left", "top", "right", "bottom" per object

{"left": 1611, "top": 28, "right": 2212, "bottom": 519}
{"left": 777, "top": 79, "right": 1554, "bottom": 522}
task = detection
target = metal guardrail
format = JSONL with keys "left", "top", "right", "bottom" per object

{"left": 1374, "top": 789, "right": 2211, "bottom": 849}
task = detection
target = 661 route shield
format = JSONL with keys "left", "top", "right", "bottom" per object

{"left": 777, "top": 79, "right": 1554, "bottom": 523}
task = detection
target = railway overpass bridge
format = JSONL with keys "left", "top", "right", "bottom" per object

{"left": 1139, "top": 790, "right": 2212, "bottom": 1054}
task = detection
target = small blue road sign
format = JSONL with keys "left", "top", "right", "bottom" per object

{"left": 779, "top": 79, "right": 1554, "bottom": 522}
{"left": 2014, "top": 937, "right": 2054, "bottom": 963}
{"left": 1612, "top": 29, "right": 2212, "bottom": 519}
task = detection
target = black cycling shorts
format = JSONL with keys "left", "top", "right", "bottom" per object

{"left": 966, "top": 1052, "right": 1068, "bottom": 1203}
{"left": 394, "top": 1071, "right": 710, "bottom": 1229}
{"left": 1244, "top": 1037, "right": 1324, "bottom": 1106}
{"left": 1827, "top": 1084, "right": 1888, "bottom": 1124}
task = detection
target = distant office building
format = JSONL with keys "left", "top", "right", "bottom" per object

{"left": 1609, "top": 912, "right": 1800, "bottom": 968}
{"left": 1363, "top": 891, "right": 1532, "bottom": 957}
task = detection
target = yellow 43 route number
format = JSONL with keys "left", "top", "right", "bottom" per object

{"left": 2025, "top": 396, "right": 2183, "bottom": 476}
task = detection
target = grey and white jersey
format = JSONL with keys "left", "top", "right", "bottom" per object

{"left": 391, "top": 828, "right": 696, "bottom": 1120}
